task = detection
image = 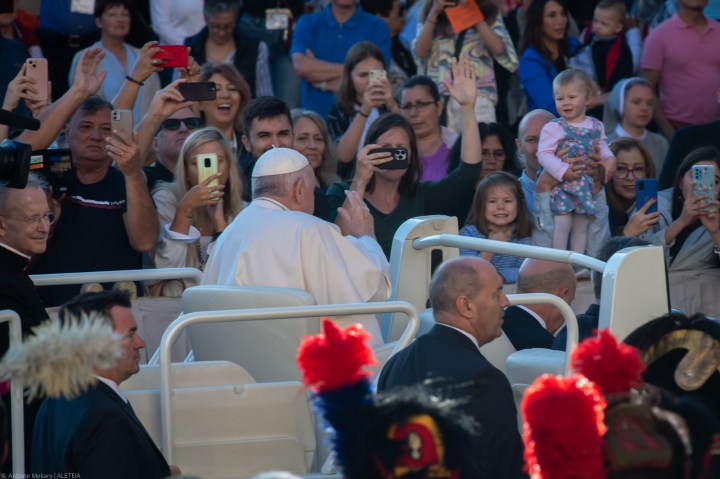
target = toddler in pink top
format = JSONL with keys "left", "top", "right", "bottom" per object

{"left": 537, "top": 69, "right": 617, "bottom": 252}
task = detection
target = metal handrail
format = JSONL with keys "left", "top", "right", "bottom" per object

{"left": 507, "top": 293, "right": 579, "bottom": 375}
{"left": 413, "top": 234, "right": 606, "bottom": 273}
{"left": 0, "top": 310, "right": 24, "bottom": 474}
{"left": 30, "top": 267, "right": 203, "bottom": 286}
{"left": 157, "top": 301, "right": 419, "bottom": 463}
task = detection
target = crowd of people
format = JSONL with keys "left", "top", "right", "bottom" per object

{"left": 0, "top": 0, "right": 719, "bottom": 477}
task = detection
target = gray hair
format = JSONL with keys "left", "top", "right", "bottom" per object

{"left": 0, "top": 173, "right": 48, "bottom": 213}
{"left": 251, "top": 167, "right": 311, "bottom": 200}
{"left": 429, "top": 259, "right": 481, "bottom": 315}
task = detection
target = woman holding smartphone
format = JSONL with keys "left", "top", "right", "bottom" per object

{"left": 327, "top": 41, "right": 399, "bottom": 178}
{"left": 641, "top": 147, "right": 720, "bottom": 271}
{"left": 151, "top": 127, "right": 244, "bottom": 295}
{"left": 606, "top": 138, "right": 660, "bottom": 237}
{"left": 327, "top": 55, "right": 482, "bottom": 257}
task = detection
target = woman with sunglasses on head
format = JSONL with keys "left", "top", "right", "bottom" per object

{"left": 399, "top": 75, "right": 458, "bottom": 181}
{"left": 606, "top": 138, "right": 660, "bottom": 237}
{"left": 150, "top": 127, "right": 245, "bottom": 295}
{"left": 197, "top": 62, "right": 252, "bottom": 160}
{"left": 327, "top": 55, "right": 482, "bottom": 258}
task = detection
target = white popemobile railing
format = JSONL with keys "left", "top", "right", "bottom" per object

{"left": 30, "top": 267, "right": 203, "bottom": 286}
{"left": 0, "top": 310, "right": 24, "bottom": 475}
{"left": 155, "top": 301, "right": 420, "bottom": 465}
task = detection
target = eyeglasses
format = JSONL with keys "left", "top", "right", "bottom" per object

{"left": 482, "top": 149, "right": 506, "bottom": 160}
{"left": 614, "top": 165, "right": 646, "bottom": 179}
{"left": 208, "top": 23, "right": 235, "bottom": 32}
{"left": 400, "top": 100, "right": 437, "bottom": 113}
{"left": 160, "top": 118, "right": 202, "bottom": 131}
{"left": 0, "top": 212, "right": 56, "bottom": 226}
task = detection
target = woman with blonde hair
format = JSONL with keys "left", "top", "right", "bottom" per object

{"left": 151, "top": 127, "right": 244, "bottom": 294}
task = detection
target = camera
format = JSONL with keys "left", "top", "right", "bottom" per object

{"left": 0, "top": 139, "right": 32, "bottom": 189}
{"left": 30, "top": 149, "right": 74, "bottom": 198}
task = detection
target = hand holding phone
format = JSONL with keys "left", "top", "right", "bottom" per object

{"left": 370, "top": 147, "right": 409, "bottom": 170}
{"left": 111, "top": 109, "right": 134, "bottom": 143}
{"left": 24, "top": 58, "right": 48, "bottom": 102}
{"left": 197, "top": 153, "right": 219, "bottom": 189}
{"left": 692, "top": 164, "right": 716, "bottom": 213}
{"left": 152, "top": 45, "right": 189, "bottom": 68}
{"left": 635, "top": 179, "right": 658, "bottom": 214}
{"left": 178, "top": 82, "right": 217, "bottom": 101}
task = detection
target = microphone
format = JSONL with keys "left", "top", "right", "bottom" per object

{"left": 0, "top": 108, "right": 41, "bottom": 131}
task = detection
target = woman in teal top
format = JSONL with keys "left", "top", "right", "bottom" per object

{"left": 327, "top": 55, "right": 482, "bottom": 257}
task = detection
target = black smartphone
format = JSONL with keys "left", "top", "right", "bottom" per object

{"left": 29, "top": 149, "right": 74, "bottom": 198}
{"left": 178, "top": 81, "right": 217, "bottom": 102}
{"left": 371, "top": 147, "right": 409, "bottom": 170}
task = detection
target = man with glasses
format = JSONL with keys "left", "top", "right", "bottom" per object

{"left": 143, "top": 107, "right": 202, "bottom": 192}
{"left": 0, "top": 173, "right": 52, "bottom": 470}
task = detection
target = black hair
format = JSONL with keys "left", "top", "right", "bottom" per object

{"left": 241, "top": 96, "right": 292, "bottom": 136}
{"left": 93, "top": 0, "right": 133, "bottom": 18}
{"left": 59, "top": 290, "right": 132, "bottom": 326}
{"left": 401, "top": 75, "right": 441, "bottom": 103}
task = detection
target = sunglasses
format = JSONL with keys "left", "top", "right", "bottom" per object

{"left": 160, "top": 117, "right": 202, "bottom": 131}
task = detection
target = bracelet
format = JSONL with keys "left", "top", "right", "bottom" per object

{"left": 213, "top": 231, "right": 222, "bottom": 241}
{"left": 714, "top": 245, "right": 720, "bottom": 256}
{"left": 357, "top": 110, "right": 369, "bottom": 118}
{"left": 427, "top": 19, "right": 437, "bottom": 25}
{"left": 125, "top": 75, "right": 144, "bottom": 87}
{"left": 320, "top": 80, "right": 327, "bottom": 92}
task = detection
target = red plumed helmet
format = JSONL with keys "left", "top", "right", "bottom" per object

{"left": 297, "top": 318, "right": 377, "bottom": 393}
{"left": 522, "top": 374, "right": 607, "bottom": 479}
{"left": 570, "top": 329, "right": 645, "bottom": 395}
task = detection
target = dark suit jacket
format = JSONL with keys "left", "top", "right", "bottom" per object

{"left": 502, "top": 305, "right": 555, "bottom": 350}
{"left": 32, "top": 381, "right": 170, "bottom": 478}
{"left": 552, "top": 303, "right": 600, "bottom": 350}
{"left": 659, "top": 121, "right": 720, "bottom": 189}
{"left": 377, "top": 324, "right": 527, "bottom": 479}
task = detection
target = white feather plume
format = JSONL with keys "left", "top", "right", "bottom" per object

{"left": 0, "top": 313, "right": 122, "bottom": 400}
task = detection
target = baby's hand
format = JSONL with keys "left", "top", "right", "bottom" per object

{"left": 600, "top": 156, "right": 617, "bottom": 184}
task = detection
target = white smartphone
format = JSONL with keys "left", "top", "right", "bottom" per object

{"left": 111, "top": 109, "right": 133, "bottom": 143}
{"left": 197, "top": 153, "right": 219, "bottom": 188}
{"left": 369, "top": 69, "right": 387, "bottom": 84}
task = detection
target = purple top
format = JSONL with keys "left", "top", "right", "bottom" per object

{"left": 421, "top": 143, "right": 450, "bottom": 181}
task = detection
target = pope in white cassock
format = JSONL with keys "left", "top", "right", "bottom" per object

{"left": 201, "top": 148, "right": 391, "bottom": 345}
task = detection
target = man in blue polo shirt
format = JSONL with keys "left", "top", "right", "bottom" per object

{"left": 291, "top": 0, "right": 391, "bottom": 117}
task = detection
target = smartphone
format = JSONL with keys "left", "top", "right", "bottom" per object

{"left": 371, "top": 147, "right": 409, "bottom": 170}
{"left": 29, "top": 149, "right": 74, "bottom": 198}
{"left": 24, "top": 58, "right": 49, "bottom": 102}
{"left": 178, "top": 82, "right": 217, "bottom": 102}
{"left": 152, "top": 45, "right": 189, "bottom": 68}
{"left": 692, "top": 164, "right": 716, "bottom": 212}
{"left": 369, "top": 69, "right": 387, "bottom": 84}
{"left": 197, "top": 153, "right": 219, "bottom": 188}
{"left": 635, "top": 178, "right": 658, "bottom": 214}
{"left": 111, "top": 109, "right": 134, "bottom": 143}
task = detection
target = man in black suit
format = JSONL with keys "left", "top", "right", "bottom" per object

{"left": 377, "top": 257, "right": 527, "bottom": 479}
{"left": 0, "top": 174, "right": 52, "bottom": 471}
{"left": 503, "top": 259, "right": 576, "bottom": 350}
{"left": 31, "top": 291, "right": 179, "bottom": 478}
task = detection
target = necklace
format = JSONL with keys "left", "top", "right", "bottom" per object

{"left": 194, "top": 241, "right": 207, "bottom": 270}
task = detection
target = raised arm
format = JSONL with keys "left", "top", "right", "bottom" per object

{"left": 443, "top": 54, "right": 480, "bottom": 166}
{"left": 17, "top": 48, "right": 107, "bottom": 150}
{"left": 112, "top": 41, "right": 164, "bottom": 111}
{"left": 106, "top": 129, "right": 159, "bottom": 252}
